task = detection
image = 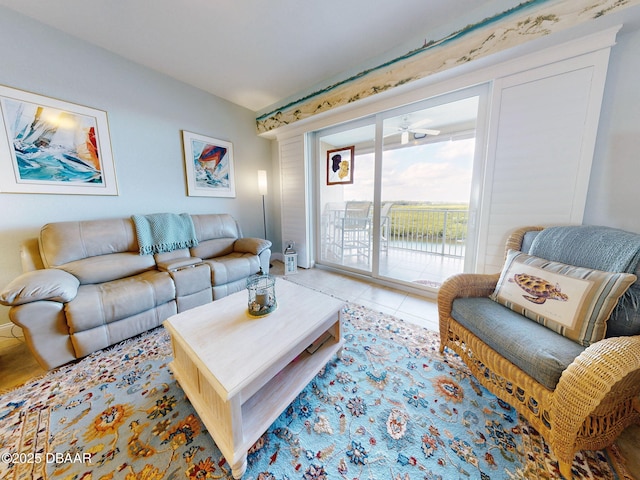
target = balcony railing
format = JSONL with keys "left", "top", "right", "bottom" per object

{"left": 386, "top": 206, "right": 468, "bottom": 257}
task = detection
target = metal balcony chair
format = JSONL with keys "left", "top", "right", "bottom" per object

{"left": 380, "top": 202, "right": 393, "bottom": 253}
{"left": 334, "top": 201, "right": 372, "bottom": 263}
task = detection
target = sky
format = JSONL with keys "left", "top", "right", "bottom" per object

{"left": 341, "top": 137, "right": 475, "bottom": 204}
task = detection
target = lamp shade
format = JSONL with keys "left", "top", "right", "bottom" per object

{"left": 257, "top": 170, "right": 268, "bottom": 195}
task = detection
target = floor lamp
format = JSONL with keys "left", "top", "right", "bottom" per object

{"left": 257, "top": 170, "right": 268, "bottom": 239}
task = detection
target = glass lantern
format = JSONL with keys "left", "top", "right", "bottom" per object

{"left": 283, "top": 240, "right": 298, "bottom": 275}
{"left": 246, "top": 268, "right": 277, "bottom": 317}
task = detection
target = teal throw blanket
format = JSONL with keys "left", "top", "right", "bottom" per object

{"left": 132, "top": 213, "right": 198, "bottom": 255}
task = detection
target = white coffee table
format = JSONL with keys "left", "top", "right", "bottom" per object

{"left": 163, "top": 279, "right": 344, "bottom": 478}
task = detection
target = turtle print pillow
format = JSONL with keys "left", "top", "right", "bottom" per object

{"left": 490, "top": 250, "right": 636, "bottom": 347}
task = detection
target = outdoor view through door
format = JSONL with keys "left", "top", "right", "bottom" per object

{"left": 318, "top": 94, "right": 479, "bottom": 289}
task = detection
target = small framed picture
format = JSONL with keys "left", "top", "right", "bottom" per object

{"left": 182, "top": 130, "right": 235, "bottom": 197}
{"left": 326, "top": 146, "right": 354, "bottom": 185}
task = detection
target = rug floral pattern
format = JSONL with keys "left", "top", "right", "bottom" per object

{"left": 0, "top": 304, "right": 628, "bottom": 479}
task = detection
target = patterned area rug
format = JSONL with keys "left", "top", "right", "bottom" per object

{"left": 0, "top": 304, "right": 631, "bottom": 480}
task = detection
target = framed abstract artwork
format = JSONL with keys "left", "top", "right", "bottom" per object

{"left": 326, "top": 146, "right": 354, "bottom": 185}
{"left": 182, "top": 130, "right": 236, "bottom": 197}
{"left": 0, "top": 85, "right": 117, "bottom": 195}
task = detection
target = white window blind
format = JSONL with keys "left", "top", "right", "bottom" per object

{"left": 278, "top": 135, "right": 311, "bottom": 268}
{"left": 477, "top": 49, "right": 611, "bottom": 273}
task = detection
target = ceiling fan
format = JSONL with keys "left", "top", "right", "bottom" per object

{"left": 385, "top": 117, "right": 440, "bottom": 144}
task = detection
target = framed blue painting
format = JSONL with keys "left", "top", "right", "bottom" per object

{"left": 182, "top": 130, "right": 236, "bottom": 197}
{"left": 0, "top": 85, "right": 117, "bottom": 195}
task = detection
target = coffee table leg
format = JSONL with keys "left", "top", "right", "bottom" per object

{"left": 231, "top": 455, "right": 247, "bottom": 479}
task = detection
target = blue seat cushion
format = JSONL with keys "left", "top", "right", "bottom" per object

{"left": 451, "top": 297, "right": 585, "bottom": 390}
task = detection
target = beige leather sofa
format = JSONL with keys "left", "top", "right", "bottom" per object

{"left": 0, "top": 213, "right": 272, "bottom": 370}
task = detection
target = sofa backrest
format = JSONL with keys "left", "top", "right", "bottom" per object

{"left": 190, "top": 214, "right": 241, "bottom": 260}
{"left": 39, "top": 218, "right": 155, "bottom": 284}
{"left": 32, "top": 213, "right": 247, "bottom": 285}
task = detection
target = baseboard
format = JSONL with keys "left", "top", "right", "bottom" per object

{"left": 0, "top": 322, "right": 22, "bottom": 339}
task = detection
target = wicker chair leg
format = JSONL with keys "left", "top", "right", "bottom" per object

{"left": 558, "top": 459, "right": 572, "bottom": 479}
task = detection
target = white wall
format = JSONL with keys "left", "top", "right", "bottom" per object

{"left": 585, "top": 24, "right": 640, "bottom": 232}
{"left": 0, "top": 8, "right": 274, "bottom": 325}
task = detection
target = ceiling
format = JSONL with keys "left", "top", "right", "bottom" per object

{"left": 0, "top": 0, "right": 506, "bottom": 112}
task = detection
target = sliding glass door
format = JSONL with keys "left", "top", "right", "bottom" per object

{"left": 377, "top": 96, "right": 479, "bottom": 287}
{"left": 316, "top": 88, "right": 484, "bottom": 289}
{"left": 318, "top": 121, "right": 375, "bottom": 273}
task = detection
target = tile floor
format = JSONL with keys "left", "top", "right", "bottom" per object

{"left": 0, "top": 261, "right": 638, "bottom": 478}
{"left": 320, "top": 245, "right": 464, "bottom": 287}
{"left": 272, "top": 261, "right": 441, "bottom": 332}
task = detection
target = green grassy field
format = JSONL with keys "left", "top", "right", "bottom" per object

{"left": 387, "top": 203, "right": 469, "bottom": 240}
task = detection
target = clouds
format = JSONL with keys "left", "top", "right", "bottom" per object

{"left": 344, "top": 138, "right": 475, "bottom": 203}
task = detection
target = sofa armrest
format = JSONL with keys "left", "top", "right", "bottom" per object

{"left": 551, "top": 334, "right": 640, "bottom": 459}
{"left": 20, "top": 238, "right": 45, "bottom": 271}
{"left": 0, "top": 269, "right": 80, "bottom": 306}
{"left": 234, "top": 237, "right": 272, "bottom": 255}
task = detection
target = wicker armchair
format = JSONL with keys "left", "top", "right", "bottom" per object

{"left": 438, "top": 226, "right": 640, "bottom": 479}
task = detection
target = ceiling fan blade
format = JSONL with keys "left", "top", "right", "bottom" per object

{"left": 411, "top": 128, "right": 440, "bottom": 135}
{"left": 408, "top": 118, "right": 435, "bottom": 128}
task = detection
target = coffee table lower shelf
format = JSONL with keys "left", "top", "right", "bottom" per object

{"left": 168, "top": 327, "right": 343, "bottom": 478}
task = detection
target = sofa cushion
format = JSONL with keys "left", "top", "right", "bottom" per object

{"left": 491, "top": 250, "right": 636, "bottom": 347}
{"left": 451, "top": 297, "right": 585, "bottom": 390}
{"left": 0, "top": 269, "right": 79, "bottom": 306}
{"left": 56, "top": 252, "right": 156, "bottom": 284}
{"left": 191, "top": 238, "right": 236, "bottom": 260}
{"left": 203, "top": 253, "right": 261, "bottom": 286}
{"left": 192, "top": 213, "right": 240, "bottom": 239}
{"left": 71, "top": 302, "right": 176, "bottom": 358}
{"left": 39, "top": 218, "right": 156, "bottom": 284}
{"left": 39, "top": 218, "right": 138, "bottom": 266}
{"left": 190, "top": 214, "right": 241, "bottom": 260}
{"left": 65, "top": 270, "right": 175, "bottom": 333}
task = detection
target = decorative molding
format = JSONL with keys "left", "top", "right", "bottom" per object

{"left": 256, "top": 0, "right": 639, "bottom": 134}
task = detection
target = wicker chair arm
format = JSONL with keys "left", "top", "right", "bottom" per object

{"left": 504, "top": 225, "right": 545, "bottom": 257}
{"left": 438, "top": 272, "right": 500, "bottom": 320}
{"left": 551, "top": 334, "right": 640, "bottom": 453}
{"left": 438, "top": 272, "right": 500, "bottom": 303}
